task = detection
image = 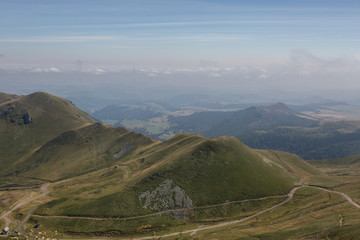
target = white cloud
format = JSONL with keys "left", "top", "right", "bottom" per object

{"left": 209, "top": 72, "right": 222, "bottom": 78}
{"left": 95, "top": 68, "right": 105, "bottom": 75}
{"left": 36, "top": 20, "right": 293, "bottom": 30}
{"left": 49, "top": 67, "right": 60, "bottom": 72}
{"left": 0, "top": 36, "right": 113, "bottom": 43}
{"left": 2, "top": 50, "right": 360, "bottom": 92}
{"left": 287, "top": 50, "right": 360, "bottom": 75}
{"left": 147, "top": 73, "right": 158, "bottom": 77}
{"left": 30, "top": 67, "right": 60, "bottom": 73}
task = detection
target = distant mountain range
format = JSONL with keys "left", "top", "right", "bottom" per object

{"left": 92, "top": 100, "right": 360, "bottom": 160}
{"left": 200, "top": 103, "right": 360, "bottom": 160}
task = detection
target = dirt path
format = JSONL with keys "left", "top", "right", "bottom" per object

{"left": 22, "top": 184, "right": 358, "bottom": 240}
{"left": 0, "top": 183, "right": 49, "bottom": 229}
{"left": 128, "top": 185, "right": 359, "bottom": 240}
{"left": 310, "top": 186, "right": 360, "bottom": 208}
{"left": 32, "top": 195, "right": 283, "bottom": 222}
{"left": 3, "top": 184, "right": 358, "bottom": 239}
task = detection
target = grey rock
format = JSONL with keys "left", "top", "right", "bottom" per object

{"left": 22, "top": 112, "right": 32, "bottom": 124}
{"left": 112, "top": 144, "right": 132, "bottom": 159}
{"left": 139, "top": 179, "right": 193, "bottom": 219}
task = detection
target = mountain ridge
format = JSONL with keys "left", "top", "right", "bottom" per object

{"left": 0, "top": 91, "right": 96, "bottom": 176}
{"left": 206, "top": 102, "right": 318, "bottom": 137}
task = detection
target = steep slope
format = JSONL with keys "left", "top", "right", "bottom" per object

{"left": 16, "top": 123, "right": 157, "bottom": 181}
{"left": 0, "top": 92, "right": 96, "bottom": 175}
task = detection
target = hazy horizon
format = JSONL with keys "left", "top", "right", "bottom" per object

{"left": 1, "top": 0, "right": 360, "bottom": 105}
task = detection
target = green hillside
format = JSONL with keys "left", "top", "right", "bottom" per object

{"left": 30, "top": 133, "right": 320, "bottom": 236}
{"left": 0, "top": 92, "right": 19, "bottom": 104}
{"left": 0, "top": 92, "right": 96, "bottom": 176}
{"left": 308, "top": 154, "right": 360, "bottom": 176}
{"left": 17, "top": 123, "right": 157, "bottom": 181}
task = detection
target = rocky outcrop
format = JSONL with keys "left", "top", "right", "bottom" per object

{"left": 139, "top": 179, "right": 193, "bottom": 219}
{"left": 112, "top": 144, "right": 132, "bottom": 159}
{"left": 1, "top": 104, "right": 16, "bottom": 119}
{"left": 1, "top": 103, "right": 32, "bottom": 125}
{"left": 22, "top": 112, "right": 32, "bottom": 124}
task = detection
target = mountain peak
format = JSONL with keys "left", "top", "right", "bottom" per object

{"left": 259, "top": 102, "right": 296, "bottom": 115}
{"left": 270, "top": 102, "right": 287, "bottom": 108}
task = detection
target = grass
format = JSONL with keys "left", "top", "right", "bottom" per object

{"left": 20, "top": 134, "right": 323, "bottom": 237}
{"left": 308, "top": 154, "right": 360, "bottom": 203}
{"left": 185, "top": 187, "right": 360, "bottom": 240}
{"left": 20, "top": 123, "right": 156, "bottom": 181}
{"left": 0, "top": 92, "right": 18, "bottom": 104}
{"left": 0, "top": 176, "right": 45, "bottom": 188}
{"left": 308, "top": 154, "right": 360, "bottom": 176}
{"left": 0, "top": 219, "right": 4, "bottom": 229}
{"left": 3, "top": 137, "right": 360, "bottom": 239}
{"left": 0, "top": 92, "right": 96, "bottom": 176}
{"left": 28, "top": 196, "right": 284, "bottom": 237}
{"left": 34, "top": 135, "right": 299, "bottom": 218}
{"left": 0, "top": 189, "right": 35, "bottom": 215}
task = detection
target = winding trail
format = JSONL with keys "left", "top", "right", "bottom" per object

{"left": 129, "top": 186, "right": 303, "bottom": 240}
{"left": 310, "top": 186, "right": 360, "bottom": 209}
{"left": 32, "top": 195, "right": 283, "bottom": 222}
{"left": 1, "top": 183, "right": 359, "bottom": 240}
{"left": 0, "top": 183, "right": 49, "bottom": 229}
{"left": 128, "top": 185, "right": 359, "bottom": 240}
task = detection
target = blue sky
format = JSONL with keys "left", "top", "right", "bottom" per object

{"left": 1, "top": 0, "right": 360, "bottom": 67}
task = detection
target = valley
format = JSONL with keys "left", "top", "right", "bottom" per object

{"left": 92, "top": 101, "right": 360, "bottom": 160}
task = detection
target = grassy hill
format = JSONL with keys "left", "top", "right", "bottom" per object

{"left": 16, "top": 123, "right": 157, "bottom": 181}
{"left": 0, "top": 92, "right": 96, "bottom": 176}
{"left": 0, "top": 92, "right": 19, "bottom": 104}
{"left": 29, "top": 133, "right": 320, "bottom": 236}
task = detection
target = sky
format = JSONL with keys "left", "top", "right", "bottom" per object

{"left": 1, "top": 0, "right": 360, "bottom": 67}
{"left": 1, "top": 0, "right": 360, "bottom": 96}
